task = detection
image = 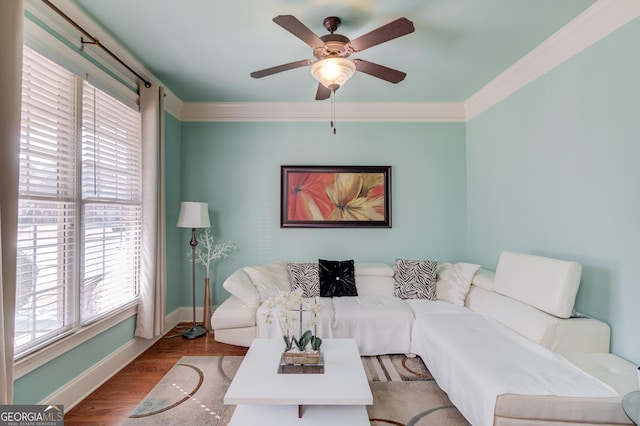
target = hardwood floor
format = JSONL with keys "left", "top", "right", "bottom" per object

{"left": 64, "top": 323, "right": 248, "bottom": 425}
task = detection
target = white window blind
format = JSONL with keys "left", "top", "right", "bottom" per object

{"left": 80, "top": 82, "right": 141, "bottom": 324}
{"left": 15, "top": 46, "right": 142, "bottom": 357}
{"left": 16, "top": 47, "right": 77, "bottom": 354}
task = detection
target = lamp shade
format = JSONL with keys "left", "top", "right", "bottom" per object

{"left": 176, "top": 201, "right": 211, "bottom": 228}
{"left": 311, "top": 57, "right": 356, "bottom": 92}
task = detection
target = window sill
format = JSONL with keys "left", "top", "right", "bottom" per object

{"left": 14, "top": 303, "right": 138, "bottom": 379}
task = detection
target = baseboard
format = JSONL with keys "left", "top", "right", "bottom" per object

{"left": 41, "top": 308, "right": 188, "bottom": 410}
{"left": 174, "top": 305, "right": 211, "bottom": 324}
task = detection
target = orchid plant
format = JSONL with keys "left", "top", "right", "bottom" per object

{"left": 263, "top": 288, "right": 323, "bottom": 353}
{"left": 193, "top": 228, "right": 236, "bottom": 278}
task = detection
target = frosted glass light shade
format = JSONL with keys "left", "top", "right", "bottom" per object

{"left": 176, "top": 201, "right": 210, "bottom": 228}
{"left": 311, "top": 58, "right": 356, "bottom": 91}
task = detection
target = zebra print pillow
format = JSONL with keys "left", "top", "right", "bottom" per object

{"left": 393, "top": 259, "right": 438, "bottom": 300}
{"left": 287, "top": 262, "right": 320, "bottom": 298}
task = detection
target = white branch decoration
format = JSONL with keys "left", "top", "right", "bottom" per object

{"left": 194, "top": 228, "right": 236, "bottom": 278}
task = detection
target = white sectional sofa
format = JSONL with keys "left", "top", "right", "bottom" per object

{"left": 211, "top": 252, "right": 638, "bottom": 425}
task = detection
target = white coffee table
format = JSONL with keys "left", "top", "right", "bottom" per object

{"left": 224, "top": 338, "right": 372, "bottom": 425}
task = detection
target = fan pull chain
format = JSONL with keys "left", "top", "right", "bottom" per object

{"left": 330, "top": 90, "right": 336, "bottom": 134}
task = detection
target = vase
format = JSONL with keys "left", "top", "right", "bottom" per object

{"left": 282, "top": 350, "right": 321, "bottom": 365}
{"left": 203, "top": 277, "right": 211, "bottom": 332}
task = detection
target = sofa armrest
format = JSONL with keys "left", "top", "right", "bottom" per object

{"left": 542, "top": 316, "right": 610, "bottom": 354}
{"left": 466, "top": 286, "right": 611, "bottom": 353}
{"left": 211, "top": 295, "right": 256, "bottom": 330}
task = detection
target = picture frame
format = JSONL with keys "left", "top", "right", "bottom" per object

{"left": 281, "top": 165, "right": 391, "bottom": 228}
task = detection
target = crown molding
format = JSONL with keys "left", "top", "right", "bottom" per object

{"left": 180, "top": 102, "right": 466, "bottom": 122}
{"left": 163, "top": 90, "right": 184, "bottom": 119}
{"left": 464, "top": 0, "right": 640, "bottom": 120}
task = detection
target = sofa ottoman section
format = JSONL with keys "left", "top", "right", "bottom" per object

{"left": 410, "top": 312, "right": 618, "bottom": 426}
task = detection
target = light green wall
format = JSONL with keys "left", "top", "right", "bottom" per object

{"left": 13, "top": 316, "right": 136, "bottom": 404}
{"left": 467, "top": 17, "right": 640, "bottom": 363}
{"left": 179, "top": 121, "right": 468, "bottom": 305}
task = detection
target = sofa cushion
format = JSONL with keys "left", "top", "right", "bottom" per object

{"left": 354, "top": 263, "right": 395, "bottom": 297}
{"left": 244, "top": 260, "right": 290, "bottom": 301}
{"left": 222, "top": 268, "right": 261, "bottom": 308}
{"left": 393, "top": 259, "right": 437, "bottom": 300}
{"left": 406, "top": 299, "right": 474, "bottom": 318}
{"left": 287, "top": 262, "right": 319, "bottom": 297}
{"left": 471, "top": 268, "right": 495, "bottom": 291}
{"left": 331, "top": 294, "right": 414, "bottom": 355}
{"left": 436, "top": 262, "right": 480, "bottom": 306}
{"left": 355, "top": 276, "right": 395, "bottom": 297}
{"left": 319, "top": 259, "right": 357, "bottom": 297}
{"left": 494, "top": 251, "right": 581, "bottom": 318}
{"left": 465, "top": 285, "right": 559, "bottom": 345}
{"left": 355, "top": 263, "right": 394, "bottom": 277}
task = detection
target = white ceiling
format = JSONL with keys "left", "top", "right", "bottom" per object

{"left": 70, "top": 0, "right": 598, "bottom": 104}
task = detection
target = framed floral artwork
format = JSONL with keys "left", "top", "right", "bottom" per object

{"left": 281, "top": 165, "right": 391, "bottom": 228}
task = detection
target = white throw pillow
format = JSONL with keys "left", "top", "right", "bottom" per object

{"left": 436, "top": 262, "right": 481, "bottom": 306}
{"left": 244, "top": 260, "right": 290, "bottom": 301}
{"left": 222, "top": 268, "right": 261, "bottom": 308}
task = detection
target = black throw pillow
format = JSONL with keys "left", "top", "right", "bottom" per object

{"left": 319, "top": 259, "right": 357, "bottom": 297}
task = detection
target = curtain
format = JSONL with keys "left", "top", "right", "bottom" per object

{"left": 135, "top": 82, "right": 167, "bottom": 338}
{"left": 0, "top": 0, "right": 23, "bottom": 404}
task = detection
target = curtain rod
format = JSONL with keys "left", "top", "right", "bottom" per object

{"left": 41, "top": 0, "right": 152, "bottom": 88}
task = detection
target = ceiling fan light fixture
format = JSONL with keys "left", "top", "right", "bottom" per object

{"left": 311, "top": 57, "right": 356, "bottom": 91}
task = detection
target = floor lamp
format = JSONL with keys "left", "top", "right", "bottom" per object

{"left": 176, "top": 201, "right": 211, "bottom": 339}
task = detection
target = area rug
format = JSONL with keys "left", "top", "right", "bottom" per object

{"left": 124, "top": 355, "right": 469, "bottom": 425}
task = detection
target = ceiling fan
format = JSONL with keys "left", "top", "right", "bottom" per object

{"left": 250, "top": 15, "right": 415, "bottom": 100}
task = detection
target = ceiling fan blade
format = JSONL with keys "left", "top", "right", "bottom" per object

{"left": 315, "top": 83, "right": 331, "bottom": 100}
{"left": 348, "top": 17, "right": 415, "bottom": 52}
{"left": 273, "top": 15, "right": 325, "bottom": 49}
{"left": 353, "top": 59, "right": 407, "bottom": 83}
{"left": 250, "top": 59, "right": 313, "bottom": 78}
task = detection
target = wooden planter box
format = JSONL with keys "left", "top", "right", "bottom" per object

{"left": 282, "top": 350, "right": 320, "bottom": 365}
{"left": 279, "top": 351, "right": 324, "bottom": 374}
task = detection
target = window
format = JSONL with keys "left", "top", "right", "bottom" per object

{"left": 80, "top": 81, "right": 142, "bottom": 324}
{"left": 15, "top": 46, "right": 142, "bottom": 357}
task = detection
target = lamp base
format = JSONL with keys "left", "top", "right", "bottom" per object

{"left": 182, "top": 325, "right": 207, "bottom": 339}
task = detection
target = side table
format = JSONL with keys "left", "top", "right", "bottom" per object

{"left": 623, "top": 391, "right": 640, "bottom": 425}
